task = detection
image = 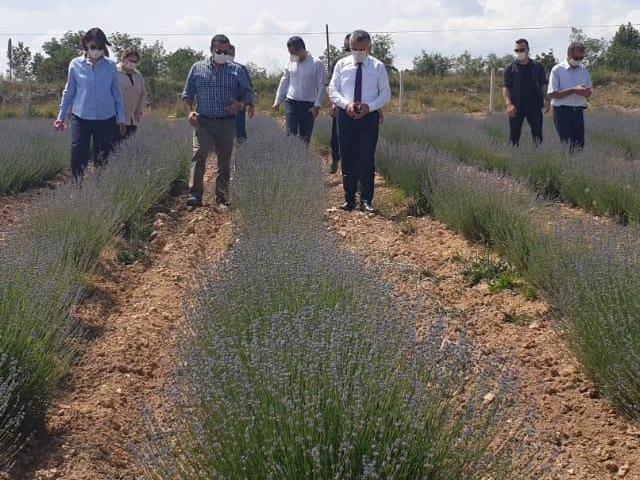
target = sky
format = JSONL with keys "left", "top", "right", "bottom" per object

{"left": 0, "top": 0, "right": 639, "bottom": 73}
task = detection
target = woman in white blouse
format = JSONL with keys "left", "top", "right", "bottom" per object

{"left": 116, "top": 49, "right": 147, "bottom": 140}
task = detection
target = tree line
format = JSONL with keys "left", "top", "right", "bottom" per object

{"left": 4, "top": 23, "right": 640, "bottom": 84}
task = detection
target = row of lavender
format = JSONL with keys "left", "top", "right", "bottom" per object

{"left": 348, "top": 115, "right": 640, "bottom": 421}
{"left": 378, "top": 112, "right": 640, "bottom": 225}
{"left": 140, "top": 117, "right": 552, "bottom": 479}
{"left": 0, "top": 120, "right": 68, "bottom": 194}
{"left": 0, "top": 120, "right": 190, "bottom": 473}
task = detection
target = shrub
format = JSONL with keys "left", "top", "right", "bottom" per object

{"left": 141, "top": 117, "right": 539, "bottom": 479}
{"left": 0, "top": 119, "right": 68, "bottom": 194}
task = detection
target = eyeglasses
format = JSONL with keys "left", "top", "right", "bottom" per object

{"left": 126, "top": 59, "right": 139, "bottom": 64}
{"left": 214, "top": 49, "right": 230, "bottom": 55}
{"left": 514, "top": 48, "right": 527, "bottom": 53}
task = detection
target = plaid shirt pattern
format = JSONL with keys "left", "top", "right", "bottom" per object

{"left": 182, "top": 59, "right": 253, "bottom": 118}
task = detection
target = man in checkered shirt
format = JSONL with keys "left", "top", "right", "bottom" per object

{"left": 182, "top": 34, "right": 253, "bottom": 209}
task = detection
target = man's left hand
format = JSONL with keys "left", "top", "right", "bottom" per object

{"left": 355, "top": 103, "right": 370, "bottom": 119}
{"left": 379, "top": 110, "right": 384, "bottom": 124}
{"left": 247, "top": 105, "right": 255, "bottom": 118}
{"left": 226, "top": 100, "right": 243, "bottom": 115}
{"left": 543, "top": 100, "right": 551, "bottom": 114}
{"left": 117, "top": 123, "right": 126, "bottom": 137}
{"left": 309, "top": 106, "right": 320, "bottom": 119}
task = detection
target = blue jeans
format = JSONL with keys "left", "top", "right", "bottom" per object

{"left": 285, "top": 99, "right": 315, "bottom": 143}
{"left": 235, "top": 108, "right": 247, "bottom": 141}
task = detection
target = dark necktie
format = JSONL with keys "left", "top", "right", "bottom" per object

{"left": 354, "top": 63, "right": 363, "bottom": 103}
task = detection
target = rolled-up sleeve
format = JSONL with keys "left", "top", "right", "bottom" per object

{"left": 369, "top": 64, "right": 391, "bottom": 112}
{"left": 182, "top": 64, "right": 196, "bottom": 102}
{"left": 314, "top": 61, "right": 326, "bottom": 108}
{"left": 547, "top": 67, "right": 559, "bottom": 94}
{"left": 111, "top": 65, "right": 126, "bottom": 123}
{"left": 58, "top": 60, "right": 77, "bottom": 121}
{"left": 328, "top": 62, "right": 349, "bottom": 110}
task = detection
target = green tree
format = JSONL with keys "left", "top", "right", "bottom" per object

{"left": 245, "top": 62, "right": 267, "bottom": 80}
{"left": 485, "top": 53, "right": 514, "bottom": 72}
{"left": 570, "top": 28, "right": 608, "bottom": 66}
{"left": 371, "top": 34, "right": 395, "bottom": 71}
{"left": 611, "top": 22, "right": 640, "bottom": 50}
{"left": 455, "top": 51, "right": 485, "bottom": 76}
{"left": 319, "top": 43, "right": 342, "bottom": 72}
{"left": 534, "top": 49, "right": 557, "bottom": 74}
{"left": 164, "top": 47, "right": 204, "bottom": 82}
{"left": 412, "top": 51, "right": 452, "bottom": 76}
{"left": 138, "top": 41, "right": 166, "bottom": 78}
{"left": 8, "top": 41, "right": 32, "bottom": 79}
{"left": 33, "top": 31, "right": 84, "bottom": 82}
{"left": 109, "top": 32, "right": 143, "bottom": 61}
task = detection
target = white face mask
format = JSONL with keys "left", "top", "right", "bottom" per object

{"left": 290, "top": 54, "right": 300, "bottom": 63}
{"left": 213, "top": 52, "right": 228, "bottom": 64}
{"left": 124, "top": 60, "right": 136, "bottom": 70}
{"left": 88, "top": 48, "right": 104, "bottom": 60}
{"left": 568, "top": 58, "right": 583, "bottom": 67}
{"left": 352, "top": 50, "right": 368, "bottom": 63}
{"left": 515, "top": 52, "right": 528, "bottom": 62}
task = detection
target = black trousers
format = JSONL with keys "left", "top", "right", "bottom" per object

{"left": 553, "top": 106, "right": 585, "bottom": 150}
{"left": 330, "top": 115, "right": 340, "bottom": 161}
{"left": 509, "top": 107, "right": 543, "bottom": 146}
{"left": 337, "top": 109, "right": 380, "bottom": 203}
{"left": 71, "top": 115, "right": 116, "bottom": 180}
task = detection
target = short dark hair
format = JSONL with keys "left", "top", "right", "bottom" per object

{"left": 82, "top": 27, "right": 111, "bottom": 56}
{"left": 287, "top": 36, "right": 306, "bottom": 51}
{"left": 343, "top": 33, "right": 352, "bottom": 52}
{"left": 351, "top": 30, "right": 371, "bottom": 45}
{"left": 211, "top": 34, "right": 230, "bottom": 49}
{"left": 229, "top": 44, "right": 236, "bottom": 54}
{"left": 568, "top": 41, "right": 586, "bottom": 55}
{"left": 121, "top": 49, "right": 140, "bottom": 61}
{"left": 515, "top": 38, "right": 529, "bottom": 48}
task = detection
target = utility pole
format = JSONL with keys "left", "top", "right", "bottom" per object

{"left": 325, "top": 24, "right": 331, "bottom": 81}
{"left": 7, "top": 38, "right": 12, "bottom": 81}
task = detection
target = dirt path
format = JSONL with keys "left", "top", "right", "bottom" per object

{"left": 324, "top": 164, "right": 640, "bottom": 479}
{"left": 11, "top": 165, "right": 231, "bottom": 480}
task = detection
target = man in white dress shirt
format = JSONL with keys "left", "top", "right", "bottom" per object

{"left": 273, "top": 36, "right": 326, "bottom": 143}
{"left": 547, "top": 41, "right": 592, "bottom": 150}
{"left": 328, "top": 30, "right": 391, "bottom": 213}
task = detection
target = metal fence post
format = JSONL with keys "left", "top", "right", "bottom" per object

{"left": 489, "top": 68, "right": 495, "bottom": 114}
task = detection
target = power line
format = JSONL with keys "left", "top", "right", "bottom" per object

{"left": 0, "top": 22, "right": 637, "bottom": 37}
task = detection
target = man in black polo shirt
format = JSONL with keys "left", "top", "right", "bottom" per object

{"left": 502, "top": 38, "right": 549, "bottom": 146}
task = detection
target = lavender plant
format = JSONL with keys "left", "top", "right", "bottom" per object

{"left": 142, "top": 117, "right": 544, "bottom": 479}
{"left": 0, "top": 353, "right": 23, "bottom": 474}
{"left": 382, "top": 113, "right": 640, "bottom": 224}
{"left": 0, "top": 119, "right": 68, "bottom": 194}
{"left": 0, "top": 119, "right": 191, "bottom": 462}
{"left": 376, "top": 130, "right": 640, "bottom": 421}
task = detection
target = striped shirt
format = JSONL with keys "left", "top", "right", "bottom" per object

{"left": 182, "top": 59, "right": 253, "bottom": 118}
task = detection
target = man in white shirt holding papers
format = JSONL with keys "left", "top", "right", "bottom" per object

{"left": 329, "top": 30, "right": 391, "bottom": 213}
{"left": 273, "top": 36, "right": 326, "bottom": 144}
{"left": 547, "top": 41, "right": 592, "bottom": 151}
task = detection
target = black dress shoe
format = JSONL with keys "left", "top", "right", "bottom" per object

{"left": 339, "top": 200, "right": 356, "bottom": 211}
{"left": 330, "top": 159, "right": 339, "bottom": 174}
{"left": 186, "top": 195, "right": 203, "bottom": 207}
{"left": 361, "top": 200, "right": 376, "bottom": 213}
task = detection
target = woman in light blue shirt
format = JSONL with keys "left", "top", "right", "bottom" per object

{"left": 54, "top": 27, "right": 126, "bottom": 180}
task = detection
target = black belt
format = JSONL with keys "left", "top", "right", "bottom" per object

{"left": 554, "top": 105, "right": 586, "bottom": 111}
{"left": 199, "top": 114, "right": 236, "bottom": 120}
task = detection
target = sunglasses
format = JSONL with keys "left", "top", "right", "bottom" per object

{"left": 214, "top": 49, "right": 230, "bottom": 55}
{"left": 514, "top": 48, "right": 527, "bottom": 53}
